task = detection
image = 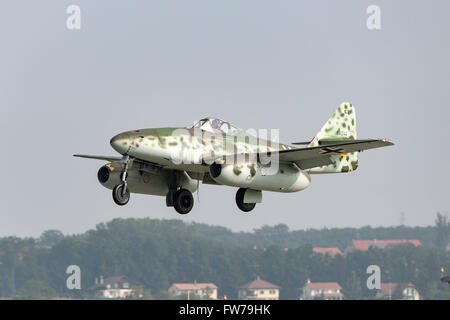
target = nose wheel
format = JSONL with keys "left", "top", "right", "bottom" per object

{"left": 112, "top": 184, "right": 130, "bottom": 205}
{"left": 112, "top": 155, "right": 131, "bottom": 206}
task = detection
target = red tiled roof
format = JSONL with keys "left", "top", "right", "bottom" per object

{"left": 240, "top": 278, "right": 279, "bottom": 289}
{"left": 351, "top": 240, "right": 422, "bottom": 251}
{"left": 171, "top": 283, "right": 217, "bottom": 290}
{"left": 306, "top": 282, "right": 342, "bottom": 290}
{"left": 313, "top": 247, "right": 343, "bottom": 257}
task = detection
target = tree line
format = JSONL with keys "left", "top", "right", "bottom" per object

{"left": 0, "top": 214, "right": 448, "bottom": 299}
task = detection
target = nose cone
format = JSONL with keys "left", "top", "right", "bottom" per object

{"left": 110, "top": 132, "right": 132, "bottom": 155}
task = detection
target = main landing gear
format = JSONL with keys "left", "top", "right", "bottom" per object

{"left": 235, "top": 188, "right": 256, "bottom": 212}
{"left": 166, "top": 172, "right": 194, "bottom": 215}
{"left": 111, "top": 161, "right": 251, "bottom": 214}
{"left": 112, "top": 155, "right": 131, "bottom": 206}
{"left": 172, "top": 189, "right": 194, "bottom": 215}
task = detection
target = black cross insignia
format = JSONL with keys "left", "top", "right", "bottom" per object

{"left": 319, "top": 147, "right": 346, "bottom": 155}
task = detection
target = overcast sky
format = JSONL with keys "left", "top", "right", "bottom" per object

{"left": 1, "top": 1, "right": 449, "bottom": 237}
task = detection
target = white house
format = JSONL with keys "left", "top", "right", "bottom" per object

{"left": 238, "top": 276, "right": 279, "bottom": 300}
{"left": 89, "top": 276, "right": 140, "bottom": 299}
{"left": 169, "top": 282, "right": 218, "bottom": 300}
{"left": 377, "top": 283, "right": 421, "bottom": 300}
{"left": 300, "top": 279, "right": 344, "bottom": 300}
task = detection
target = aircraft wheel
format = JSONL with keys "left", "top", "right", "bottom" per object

{"left": 174, "top": 189, "right": 194, "bottom": 215}
{"left": 236, "top": 188, "right": 256, "bottom": 212}
{"left": 112, "top": 184, "right": 130, "bottom": 206}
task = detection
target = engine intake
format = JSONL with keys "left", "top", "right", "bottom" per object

{"left": 97, "top": 166, "right": 110, "bottom": 183}
{"left": 209, "top": 163, "right": 222, "bottom": 178}
{"left": 97, "top": 163, "right": 198, "bottom": 196}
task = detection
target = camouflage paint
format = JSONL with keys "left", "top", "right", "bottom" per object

{"left": 307, "top": 102, "right": 359, "bottom": 174}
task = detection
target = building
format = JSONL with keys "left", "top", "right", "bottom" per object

{"left": 344, "top": 239, "right": 422, "bottom": 254}
{"left": 169, "top": 282, "right": 218, "bottom": 300}
{"left": 313, "top": 247, "right": 343, "bottom": 257}
{"left": 376, "top": 283, "right": 421, "bottom": 300}
{"left": 89, "top": 276, "right": 140, "bottom": 299}
{"left": 300, "top": 279, "right": 344, "bottom": 300}
{"left": 238, "top": 276, "right": 279, "bottom": 300}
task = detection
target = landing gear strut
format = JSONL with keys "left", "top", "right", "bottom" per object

{"left": 112, "top": 155, "right": 131, "bottom": 206}
{"left": 236, "top": 188, "right": 256, "bottom": 212}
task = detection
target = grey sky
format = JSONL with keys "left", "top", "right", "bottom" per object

{"left": 1, "top": 1, "right": 449, "bottom": 237}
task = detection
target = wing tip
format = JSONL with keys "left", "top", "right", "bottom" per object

{"left": 380, "top": 139, "right": 395, "bottom": 146}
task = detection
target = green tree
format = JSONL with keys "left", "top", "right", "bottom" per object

{"left": 1, "top": 217, "right": 449, "bottom": 300}
{"left": 15, "top": 280, "right": 56, "bottom": 300}
{"left": 39, "top": 230, "right": 64, "bottom": 247}
{"left": 391, "top": 284, "right": 405, "bottom": 300}
{"left": 433, "top": 213, "right": 449, "bottom": 248}
{"left": 343, "top": 271, "right": 363, "bottom": 299}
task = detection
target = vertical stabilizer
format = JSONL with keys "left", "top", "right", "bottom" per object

{"left": 308, "top": 102, "right": 359, "bottom": 174}
{"left": 309, "top": 102, "right": 357, "bottom": 147}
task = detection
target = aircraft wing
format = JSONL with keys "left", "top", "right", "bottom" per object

{"left": 204, "top": 139, "right": 393, "bottom": 170}
{"left": 277, "top": 139, "right": 394, "bottom": 169}
{"left": 73, "top": 154, "right": 122, "bottom": 162}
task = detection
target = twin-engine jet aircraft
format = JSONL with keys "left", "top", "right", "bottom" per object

{"left": 75, "top": 103, "right": 393, "bottom": 214}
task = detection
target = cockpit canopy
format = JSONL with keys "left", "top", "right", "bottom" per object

{"left": 192, "top": 117, "right": 242, "bottom": 135}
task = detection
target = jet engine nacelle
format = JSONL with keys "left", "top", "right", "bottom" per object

{"left": 97, "top": 163, "right": 197, "bottom": 196}
{"left": 209, "top": 162, "right": 310, "bottom": 193}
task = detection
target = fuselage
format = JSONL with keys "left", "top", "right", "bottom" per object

{"left": 110, "top": 127, "right": 294, "bottom": 174}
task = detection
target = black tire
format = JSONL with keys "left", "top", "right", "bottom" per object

{"left": 112, "top": 184, "right": 130, "bottom": 206}
{"left": 235, "top": 188, "right": 256, "bottom": 212}
{"left": 173, "top": 189, "right": 194, "bottom": 215}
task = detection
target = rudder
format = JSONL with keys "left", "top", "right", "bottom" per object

{"left": 309, "top": 102, "right": 357, "bottom": 147}
{"left": 308, "top": 102, "right": 359, "bottom": 174}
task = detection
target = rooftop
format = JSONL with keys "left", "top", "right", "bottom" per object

{"left": 239, "top": 277, "right": 279, "bottom": 290}
{"left": 171, "top": 283, "right": 218, "bottom": 290}
{"left": 380, "top": 282, "right": 415, "bottom": 296}
{"left": 313, "top": 247, "right": 343, "bottom": 257}
{"left": 351, "top": 240, "right": 422, "bottom": 251}
{"left": 305, "top": 281, "right": 342, "bottom": 290}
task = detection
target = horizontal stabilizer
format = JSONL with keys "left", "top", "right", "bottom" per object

{"left": 278, "top": 138, "right": 394, "bottom": 170}
{"left": 279, "top": 139, "right": 393, "bottom": 162}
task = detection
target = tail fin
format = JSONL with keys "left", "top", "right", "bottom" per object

{"left": 308, "top": 102, "right": 359, "bottom": 173}
{"left": 309, "top": 102, "right": 357, "bottom": 147}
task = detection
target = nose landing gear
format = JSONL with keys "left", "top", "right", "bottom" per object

{"left": 112, "top": 155, "right": 131, "bottom": 206}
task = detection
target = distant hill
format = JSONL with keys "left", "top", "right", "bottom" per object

{"left": 189, "top": 222, "right": 436, "bottom": 250}
{"left": 0, "top": 216, "right": 448, "bottom": 300}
